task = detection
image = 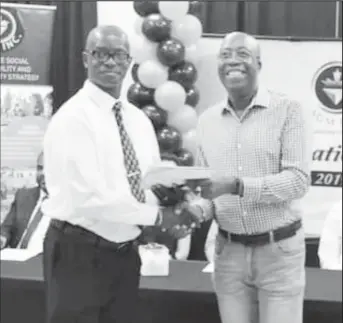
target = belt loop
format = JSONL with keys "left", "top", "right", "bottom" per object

{"left": 269, "top": 230, "right": 274, "bottom": 243}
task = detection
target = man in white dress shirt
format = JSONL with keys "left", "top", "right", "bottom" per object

{"left": 1, "top": 152, "right": 49, "bottom": 251}
{"left": 42, "top": 25, "right": 203, "bottom": 323}
{"left": 318, "top": 200, "right": 342, "bottom": 270}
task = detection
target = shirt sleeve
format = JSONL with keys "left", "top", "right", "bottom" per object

{"left": 318, "top": 202, "right": 342, "bottom": 270}
{"left": 242, "top": 101, "right": 312, "bottom": 204}
{"left": 43, "top": 115, "right": 159, "bottom": 226}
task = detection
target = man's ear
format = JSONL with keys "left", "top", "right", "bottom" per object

{"left": 258, "top": 59, "right": 262, "bottom": 71}
{"left": 82, "top": 52, "right": 88, "bottom": 69}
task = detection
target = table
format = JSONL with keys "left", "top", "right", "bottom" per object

{"left": 1, "top": 256, "right": 342, "bottom": 323}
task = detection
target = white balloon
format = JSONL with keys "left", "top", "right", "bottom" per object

{"left": 158, "top": 1, "right": 189, "bottom": 21}
{"left": 185, "top": 44, "right": 199, "bottom": 64}
{"left": 134, "top": 16, "right": 144, "bottom": 35}
{"left": 171, "top": 15, "right": 203, "bottom": 47}
{"left": 167, "top": 105, "right": 198, "bottom": 133}
{"left": 182, "top": 129, "right": 197, "bottom": 155}
{"left": 130, "top": 34, "right": 157, "bottom": 64}
{"left": 137, "top": 60, "right": 168, "bottom": 89}
{"left": 154, "top": 81, "right": 186, "bottom": 113}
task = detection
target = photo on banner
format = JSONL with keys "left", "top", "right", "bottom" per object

{"left": 0, "top": 3, "right": 56, "bottom": 221}
{"left": 195, "top": 36, "right": 342, "bottom": 238}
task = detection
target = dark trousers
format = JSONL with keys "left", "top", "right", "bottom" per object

{"left": 43, "top": 222, "right": 141, "bottom": 323}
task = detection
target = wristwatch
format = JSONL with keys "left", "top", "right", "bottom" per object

{"left": 232, "top": 178, "right": 244, "bottom": 197}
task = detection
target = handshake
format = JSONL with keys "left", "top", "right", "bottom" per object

{"left": 151, "top": 183, "right": 210, "bottom": 239}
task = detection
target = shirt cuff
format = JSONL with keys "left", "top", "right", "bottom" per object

{"left": 241, "top": 177, "right": 263, "bottom": 201}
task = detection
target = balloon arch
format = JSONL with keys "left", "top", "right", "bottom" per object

{"left": 127, "top": 1, "right": 203, "bottom": 166}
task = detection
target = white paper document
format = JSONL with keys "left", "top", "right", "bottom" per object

{"left": 202, "top": 262, "right": 214, "bottom": 273}
{"left": 142, "top": 163, "right": 213, "bottom": 189}
{"left": 0, "top": 248, "right": 42, "bottom": 262}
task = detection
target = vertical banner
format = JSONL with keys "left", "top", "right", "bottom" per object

{"left": 195, "top": 37, "right": 342, "bottom": 237}
{"left": 0, "top": 3, "right": 56, "bottom": 220}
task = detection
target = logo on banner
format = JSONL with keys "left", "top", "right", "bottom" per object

{"left": 313, "top": 62, "right": 342, "bottom": 114}
{"left": 0, "top": 8, "right": 24, "bottom": 52}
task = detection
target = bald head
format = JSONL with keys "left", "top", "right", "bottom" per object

{"left": 217, "top": 32, "right": 261, "bottom": 97}
{"left": 83, "top": 25, "right": 132, "bottom": 96}
{"left": 221, "top": 32, "right": 261, "bottom": 62}
{"left": 85, "top": 25, "right": 130, "bottom": 52}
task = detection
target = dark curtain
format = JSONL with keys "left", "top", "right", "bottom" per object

{"left": 201, "top": 1, "right": 338, "bottom": 39}
{"left": 2, "top": 0, "right": 97, "bottom": 113}
{"left": 48, "top": 0, "right": 97, "bottom": 112}
{"left": 198, "top": 2, "right": 242, "bottom": 34}
{"left": 243, "top": 1, "right": 337, "bottom": 38}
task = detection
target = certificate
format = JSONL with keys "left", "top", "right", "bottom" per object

{"left": 142, "top": 163, "right": 213, "bottom": 189}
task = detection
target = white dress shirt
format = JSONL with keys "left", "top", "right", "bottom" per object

{"left": 318, "top": 200, "right": 342, "bottom": 270}
{"left": 18, "top": 190, "right": 50, "bottom": 251}
{"left": 42, "top": 80, "right": 161, "bottom": 243}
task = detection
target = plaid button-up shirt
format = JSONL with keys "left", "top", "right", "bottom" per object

{"left": 196, "top": 88, "right": 312, "bottom": 234}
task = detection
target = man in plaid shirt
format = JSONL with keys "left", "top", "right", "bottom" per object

{"left": 195, "top": 32, "right": 312, "bottom": 323}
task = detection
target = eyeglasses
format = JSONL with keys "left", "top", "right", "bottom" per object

{"left": 85, "top": 49, "right": 131, "bottom": 64}
{"left": 218, "top": 50, "right": 252, "bottom": 62}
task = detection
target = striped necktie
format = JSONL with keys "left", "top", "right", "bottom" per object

{"left": 113, "top": 101, "right": 146, "bottom": 203}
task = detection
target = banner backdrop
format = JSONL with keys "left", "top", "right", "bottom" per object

{"left": 195, "top": 37, "right": 342, "bottom": 237}
{"left": 0, "top": 3, "right": 56, "bottom": 220}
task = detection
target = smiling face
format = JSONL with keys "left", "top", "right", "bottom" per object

{"left": 82, "top": 26, "right": 132, "bottom": 91}
{"left": 218, "top": 32, "right": 261, "bottom": 95}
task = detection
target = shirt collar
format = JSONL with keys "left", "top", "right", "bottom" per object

{"left": 83, "top": 80, "right": 120, "bottom": 111}
{"left": 222, "top": 87, "right": 270, "bottom": 115}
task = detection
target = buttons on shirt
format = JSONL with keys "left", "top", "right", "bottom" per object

{"left": 237, "top": 143, "right": 242, "bottom": 149}
{"left": 238, "top": 166, "right": 243, "bottom": 171}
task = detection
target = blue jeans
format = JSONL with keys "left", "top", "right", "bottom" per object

{"left": 213, "top": 228, "right": 306, "bottom": 323}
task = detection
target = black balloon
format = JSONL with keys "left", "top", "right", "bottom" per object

{"left": 127, "top": 82, "right": 155, "bottom": 108}
{"left": 142, "top": 14, "right": 171, "bottom": 43}
{"left": 133, "top": 1, "right": 159, "bottom": 17}
{"left": 157, "top": 126, "right": 182, "bottom": 153}
{"left": 176, "top": 149, "right": 194, "bottom": 166}
{"left": 185, "top": 86, "right": 200, "bottom": 107}
{"left": 131, "top": 63, "right": 139, "bottom": 83}
{"left": 142, "top": 105, "right": 167, "bottom": 130}
{"left": 169, "top": 61, "right": 198, "bottom": 89}
{"left": 161, "top": 152, "right": 180, "bottom": 165}
{"left": 157, "top": 39, "right": 185, "bottom": 67}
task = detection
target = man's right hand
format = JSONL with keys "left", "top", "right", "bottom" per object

{"left": 0, "top": 235, "right": 7, "bottom": 249}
